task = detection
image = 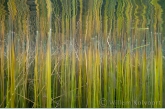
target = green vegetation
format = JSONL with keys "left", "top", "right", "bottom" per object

{"left": 0, "top": 0, "right": 164, "bottom": 108}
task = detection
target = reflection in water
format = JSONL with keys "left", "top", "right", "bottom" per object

{"left": 1, "top": 0, "right": 163, "bottom": 43}
{"left": 0, "top": 0, "right": 165, "bottom": 108}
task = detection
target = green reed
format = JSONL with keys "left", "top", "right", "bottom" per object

{"left": 0, "top": 0, "right": 164, "bottom": 108}
{"left": 0, "top": 31, "right": 164, "bottom": 108}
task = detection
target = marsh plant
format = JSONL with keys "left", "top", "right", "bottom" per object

{"left": 0, "top": 0, "right": 164, "bottom": 108}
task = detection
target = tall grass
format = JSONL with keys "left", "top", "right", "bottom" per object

{"left": 0, "top": 30, "right": 164, "bottom": 108}
{"left": 45, "top": 29, "right": 52, "bottom": 108}
{"left": 0, "top": 0, "right": 164, "bottom": 108}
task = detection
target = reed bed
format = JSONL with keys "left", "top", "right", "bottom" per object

{"left": 0, "top": 0, "right": 165, "bottom": 108}
{"left": 0, "top": 31, "right": 164, "bottom": 108}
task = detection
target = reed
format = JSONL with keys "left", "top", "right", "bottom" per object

{"left": 6, "top": 32, "right": 16, "bottom": 108}
{"left": 1, "top": 31, "right": 164, "bottom": 108}
{"left": 71, "top": 42, "right": 76, "bottom": 108}
{"left": 45, "top": 29, "right": 52, "bottom": 108}
{"left": 0, "top": 12, "right": 5, "bottom": 107}
{"left": 34, "top": 31, "right": 39, "bottom": 107}
{"left": 0, "top": 0, "right": 164, "bottom": 108}
{"left": 77, "top": 42, "right": 82, "bottom": 107}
